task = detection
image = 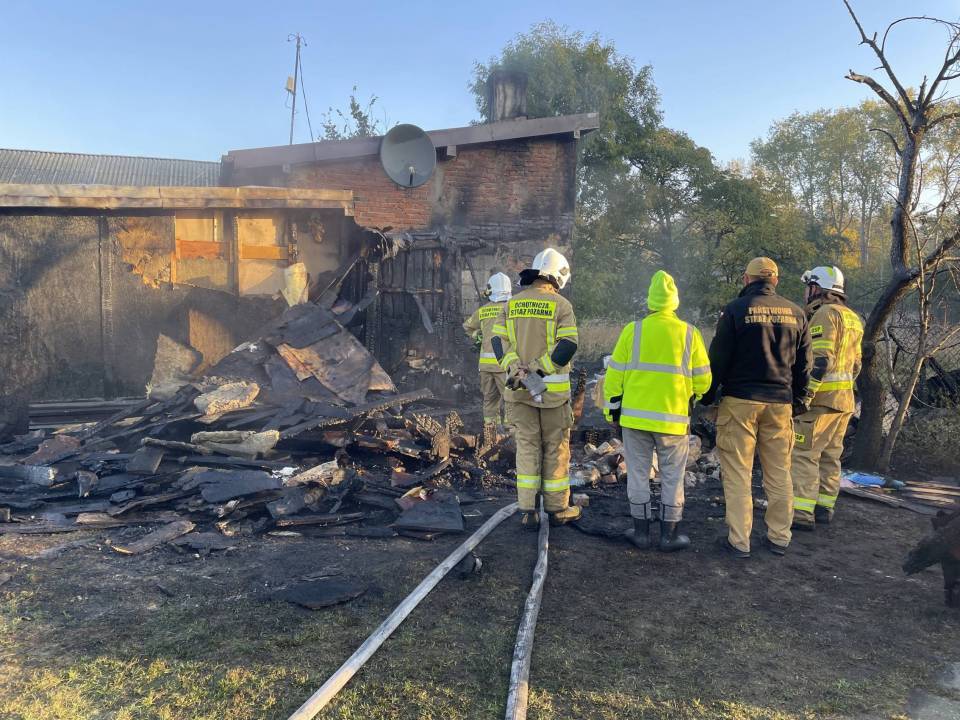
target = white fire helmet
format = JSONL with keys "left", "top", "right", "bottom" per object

{"left": 531, "top": 248, "right": 571, "bottom": 289}
{"left": 486, "top": 272, "right": 513, "bottom": 302}
{"left": 801, "top": 265, "right": 845, "bottom": 295}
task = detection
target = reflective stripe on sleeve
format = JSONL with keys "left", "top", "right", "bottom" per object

{"left": 607, "top": 359, "right": 628, "bottom": 371}
{"left": 604, "top": 400, "right": 622, "bottom": 410}
{"left": 500, "top": 352, "right": 520, "bottom": 369}
{"left": 540, "top": 353, "right": 556, "bottom": 374}
{"left": 480, "top": 352, "right": 496, "bottom": 359}
{"left": 492, "top": 324, "right": 508, "bottom": 336}
{"left": 691, "top": 365, "right": 711, "bottom": 376}
{"left": 556, "top": 326, "right": 578, "bottom": 338}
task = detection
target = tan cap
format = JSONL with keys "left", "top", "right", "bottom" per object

{"left": 746, "top": 256, "right": 778, "bottom": 278}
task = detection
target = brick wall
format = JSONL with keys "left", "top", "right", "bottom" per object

{"left": 289, "top": 137, "right": 577, "bottom": 234}
{"left": 285, "top": 135, "right": 580, "bottom": 397}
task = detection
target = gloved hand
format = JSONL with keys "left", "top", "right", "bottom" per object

{"left": 792, "top": 398, "right": 810, "bottom": 417}
{"left": 506, "top": 364, "right": 528, "bottom": 391}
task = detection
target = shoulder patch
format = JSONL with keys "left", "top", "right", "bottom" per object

{"left": 810, "top": 324, "right": 824, "bottom": 337}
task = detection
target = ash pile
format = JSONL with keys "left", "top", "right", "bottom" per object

{"left": 0, "top": 303, "right": 513, "bottom": 554}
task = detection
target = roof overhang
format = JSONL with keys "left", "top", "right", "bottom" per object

{"left": 0, "top": 184, "right": 354, "bottom": 213}
{"left": 223, "top": 112, "right": 600, "bottom": 172}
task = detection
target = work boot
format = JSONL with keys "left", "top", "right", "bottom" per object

{"left": 715, "top": 535, "right": 750, "bottom": 559}
{"left": 520, "top": 510, "right": 540, "bottom": 530}
{"left": 658, "top": 521, "right": 691, "bottom": 552}
{"left": 760, "top": 536, "right": 787, "bottom": 556}
{"left": 814, "top": 506, "right": 834, "bottom": 524}
{"left": 548, "top": 505, "right": 582, "bottom": 526}
{"left": 792, "top": 513, "right": 816, "bottom": 532}
{"left": 624, "top": 518, "right": 651, "bottom": 549}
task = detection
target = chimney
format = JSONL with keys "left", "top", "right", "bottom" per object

{"left": 487, "top": 70, "right": 528, "bottom": 123}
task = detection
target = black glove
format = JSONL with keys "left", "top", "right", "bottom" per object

{"left": 792, "top": 398, "right": 810, "bottom": 417}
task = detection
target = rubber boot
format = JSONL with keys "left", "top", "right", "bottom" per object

{"left": 814, "top": 506, "right": 834, "bottom": 524}
{"left": 792, "top": 513, "right": 816, "bottom": 532}
{"left": 548, "top": 505, "right": 582, "bottom": 526}
{"left": 659, "top": 521, "right": 691, "bottom": 552}
{"left": 520, "top": 510, "right": 540, "bottom": 531}
{"left": 625, "top": 518, "right": 651, "bottom": 549}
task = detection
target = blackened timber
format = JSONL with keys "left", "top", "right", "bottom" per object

{"left": 279, "top": 390, "right": 434, "bottom": 439}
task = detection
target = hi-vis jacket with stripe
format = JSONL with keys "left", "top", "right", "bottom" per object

{"left": 603, "top": 311, "right": 712, "bottom": 434}
{"left": 462, "top": 301, "right": 507, "bottom": 373}
{"left": 492, "top": 282, "right": 578, "bottom": 408}
{"left": 805, "top": 299, "right": 864, "bottom": 413}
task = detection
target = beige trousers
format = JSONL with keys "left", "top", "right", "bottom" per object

{"left": 480, "top": 371, "right": 506, "bottom": 424}
{"left": 507, "top": 401, "right": 572, "bottom": 512}
{"left": 716, "top": 396, "right": 795, "bottom": 552}
{"left": 792, "top": 409, "right": 852, "bottom": 520}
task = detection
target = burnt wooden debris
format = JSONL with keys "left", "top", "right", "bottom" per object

{"left": 0, "top": 301, "right": 510, "bottom": 555}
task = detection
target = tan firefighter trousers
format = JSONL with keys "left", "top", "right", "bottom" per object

{"left": 716, "top": 396, "right": 795, "bottom": 552}
{"left": 792, "top": 409, "right": 852, "bottom": 520}
{"left": 507, "top": 401, "right": 573, "bottom": 512}
{"left": 480, "top": 371, "right": 506, "bottom": 424}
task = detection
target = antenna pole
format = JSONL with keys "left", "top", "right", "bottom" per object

{"left": 288, "top": 33, "right": 302, "bottom": 145}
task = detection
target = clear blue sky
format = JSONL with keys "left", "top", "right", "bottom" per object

{"left": 1, "top": 1, "right": 956, "bottom": 164}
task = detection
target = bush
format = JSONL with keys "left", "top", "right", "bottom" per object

{"left": 891, "top": 408, "right": 960, "bottom": 476}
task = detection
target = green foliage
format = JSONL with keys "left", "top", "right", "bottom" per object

{"left": 320, "top": 86, "right": 387, "bottom": 140}
{"left": 472, "top": 23, "right": 808, "bottom": 323}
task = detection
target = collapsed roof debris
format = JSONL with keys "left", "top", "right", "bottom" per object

{"left": 0, "top": 300, "right": 517, "bottom": 550}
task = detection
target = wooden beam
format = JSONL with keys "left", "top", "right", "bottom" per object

{"left": 0, "top": 183, "right": 355, "bottom": 212}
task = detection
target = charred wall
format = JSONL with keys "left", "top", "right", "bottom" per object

{"left": 232, "top": 136, "right": 580, "bottom": 395}
{"left": 0, "top": 213, "right": 283, "bottom": 403}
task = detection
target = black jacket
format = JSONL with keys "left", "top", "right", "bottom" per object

{"left": 701, "top": 281, "right": 812, "bottom": 405}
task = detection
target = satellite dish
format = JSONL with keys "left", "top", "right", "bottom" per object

{"left": 380, "top": 124, "right": 436, "bottom": 188}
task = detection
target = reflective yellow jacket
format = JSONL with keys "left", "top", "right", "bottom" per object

{"left": 492, "top": 280, "right": 578, "bottom": 408}
{"left": 806, "top": 299, "right": 864, "bottom": 413}
{"left": 462, "top": 301, "right": 506, "bottom": 373}
{"left": 603, "top": 312, "right": 712, "bottom": 435}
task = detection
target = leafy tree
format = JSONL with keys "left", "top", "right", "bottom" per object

{"left": 472, "top": 23, "right": 794, "bottom": 322}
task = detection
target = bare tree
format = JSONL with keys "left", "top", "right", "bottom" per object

{"left": 877, "top": 223, "right": 960, "bottom": 471}
{"left": 843, "top": 1, "right": 960, "bottom": 469}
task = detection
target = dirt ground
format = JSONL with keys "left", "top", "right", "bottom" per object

{"left": 1, "top": 473, "right": 958, "bottom": 720}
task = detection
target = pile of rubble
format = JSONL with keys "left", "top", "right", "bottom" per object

{"left": 0, "top": 304, "right": 513, "bottom": 554}
{"left": 569, "top": 434, "right": 717, "bottom": 490}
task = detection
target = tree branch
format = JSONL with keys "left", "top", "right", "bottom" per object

{"left": 928, "top": 110, "right": 960, "bottom": 129}
{"left": 869, "top": 127, "right": 902, "bottom": 155}
{"left": 846, "top": 70, "right": 910, "bottom": 131}
{"left": 844, "top": 1, "right": 915, "bottom": 111}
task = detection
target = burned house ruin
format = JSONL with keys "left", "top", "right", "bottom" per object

{"left": 0, "top": 86, "right": 598, "bottom": 437}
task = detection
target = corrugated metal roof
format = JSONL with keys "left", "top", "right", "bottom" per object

{"left": 0, "top": 149, "right": 221, "bottom": 186}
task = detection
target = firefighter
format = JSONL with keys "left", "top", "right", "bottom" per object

{"left": 462, "top": 272, "right": 513, "bottom": 447}
{"left": 701, "top": 257, "right": 812, "bottom": 558}
{"left": 491, "top": 248, "right": 582, "bottom": 528}
{"left": 603, "top": 270, "right": 712, "bottom": 551}
{"left": 791, "top": 266, "right": 864, "bottom": 530}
